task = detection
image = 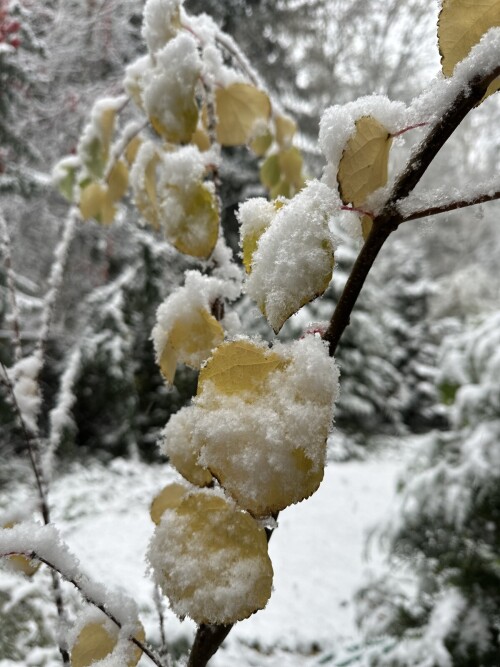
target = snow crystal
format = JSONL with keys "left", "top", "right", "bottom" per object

{"left": 238, "top": 197, "right": 277, "bottom": 242}
{"left": 147, "top": 487, "right": 273, "bottom": 624}
{"left": 244, "top": 180, "right": 338, "bottom": 333}
{"left": 142, "top": 0, "right": 181, "bottom": 54}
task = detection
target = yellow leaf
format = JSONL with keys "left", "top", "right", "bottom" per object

{"left": 107, "top": 160, "right": 129, "bottom": 201}
{"left": 134, "top": 153, "right": 160, "bottom": 230}
{"left": 158, "top": 307, "right": 224, "bottom": 383}
{"left": 150, "top": 488, "right": 273, "bottom": 624}
{"left": 250, "top": 129, "right": 273, "bottom": 156}
{"left": 275, "top": 114, "right": 297, "bottom": 148}
{"left": 150, "top": 483, "right": 189, "bottom": 524}
{"left": 216, "top": 83, "right": 271, "bottom": 146}
{"left": 166, "top": 183, "right": 219, "bottom": 259}
{"left": 197, "top": 340, "right": 287, "bottom": 397}
{"left": 169, "top": 308, "right": 224, "bottom": 362}
{"left": 191, "top": 126, "right": 211, "bottom": 151}
{"left": 159, "top": 343, "right": 178, "bottom": 384}
{"left": 100, "top": 108, "right": 116, "bottom": 154}
{"left": 438, "top": 0, "right": 500, "bottom": 101}
{"left": 2, "top": 523, "right": 41, "bottom": 576}
{"left": 125, "top": 136, "right": 142, "bottom": 165}
{"left": 270, "top": 178, "right": 292, "bottom": 200}
{"left": 242, "top": 227, "right": 265, "bottom": 273}
{"left": 150, "top": 94, "right": 199, "bottom": 144}
{"left": 279, "top": 147, "right": 303, "bottom": 188}
{"left": 71, "top": 621, "right": 145, "bottom": 667}
{"left": 337, "top": 115, "right": 392, "bottom": 207}
{"left": 260, "top": 153, "right": 280, "bottom": 189}
{"left": 80, "top": 182, "right": 107, "bottom": 220}
{"left": 79, "top": 183, "right": 116, "bottom": 224}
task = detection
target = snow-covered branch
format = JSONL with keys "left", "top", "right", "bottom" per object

{"left": 0, "top": 524, "right": 169, "bottom": 667}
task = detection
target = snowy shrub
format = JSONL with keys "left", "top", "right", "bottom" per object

{"left": 1, "top": 0, "right": 500, "bottom": 666}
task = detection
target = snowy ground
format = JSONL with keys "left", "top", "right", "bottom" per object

{"left": 1, "top": 441, "right": 410, "bottom": 666}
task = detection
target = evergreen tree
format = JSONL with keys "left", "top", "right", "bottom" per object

{"left": 0, "top": 0, "right": 43, "bottom": 195}
{"left": 288, "top": 227, "right": 404, "bottom": 442}
{"left": 379, "top": 239, "right": 448, "bottom": 433}
{"left": 356, "top": 311, "right": 500, "bottom": 665}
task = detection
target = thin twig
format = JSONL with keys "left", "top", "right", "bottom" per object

{"left": 401, "top": 189, "right": 500, "bottom": 222}
{"left": 0, "top": 550, "right": 168, "bottom": 667}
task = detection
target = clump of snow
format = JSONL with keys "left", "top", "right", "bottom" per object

{"left": 244, "top": 181, "right": 338, "bottom": 333}
{"left": 163, "top": 335, "right": 339, "bottom": 517}
{"left": 142, "top": 0, "right": 181, "bottom": 54}
{"left": 147, "top": 487, "right": 273, "bottom": 624}
{"left": 77, "top": 96, "right": 127, "bottom": 177}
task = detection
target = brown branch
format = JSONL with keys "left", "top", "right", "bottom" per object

{"left": 401, "top": 189, "right": 500, "bottom": 222}
{"left": 0, "top": 550, "right": 168, "bottom": 667}
{"left": 322, "top": 65, "right": 500, "bottom": 357}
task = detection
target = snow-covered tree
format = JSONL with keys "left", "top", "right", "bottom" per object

{"left": 356, "top": 310, "right": 500, "bottom": 665}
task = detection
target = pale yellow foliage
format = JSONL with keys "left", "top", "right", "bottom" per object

{"left": 71, "top": 621, "right": 144, "bottom": 667}
{"left": 215, "top": 83, "right": 271, "bottom": 146}
{"left": 439, "top": 0, "right": 500, "bottom": 100}
{"left": 150, "top": 483, "right": 190, "bottom": 524}
{"left": 149, "top": 489, "right": 273, "bottom": 624}
{"left": 197, "top": 339, "right": 287, "bottom": 398}
{"left": 337, "top": 115, "right": 392, "bottom": 208}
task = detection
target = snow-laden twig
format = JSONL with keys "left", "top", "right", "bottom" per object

{"left": 0, "top": 524, "right": 169, "bottom": 667}
{"left": 0, "top": 212, "right": 23, "bottom": 361}
{"left": 323, "top": 37, "right": 500, "bottom": 357}
{"left": 36, "top": 207, "right": 79, "bottom": 365}
{"left": 398, "top": 183, "right": 500, "bottom": 222}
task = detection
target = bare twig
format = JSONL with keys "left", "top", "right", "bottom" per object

{"left": 401, "top": 189, "right": 500, "bottom": 222}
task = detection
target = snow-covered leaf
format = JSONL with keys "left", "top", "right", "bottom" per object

{"left": 71, "top": 620, "right": 144, "bottom": 667}
{"left": 148, "top": 488, "right": 273, "bottom": 624}
{"left": 245, "top": 181, "right": 337, "bottom": 333}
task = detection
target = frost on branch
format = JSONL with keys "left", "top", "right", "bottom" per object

{"left": 162, "top": 335, "right": 339, "bottom": 517}
{"left": 5, "top": 351, "right": 42, "bottom": 433}
{"left": 147, "top": 487, "right": 273, "bottom": 625}
{"left": 242, "top": 180, "right": 338, "bottom": 333}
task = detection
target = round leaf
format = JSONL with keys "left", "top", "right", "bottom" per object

{"left": 337, "top": 115, "right": 392, "bottom": 207}
{"left": 216, "top": 83, "right": 271, "bottom": 146}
